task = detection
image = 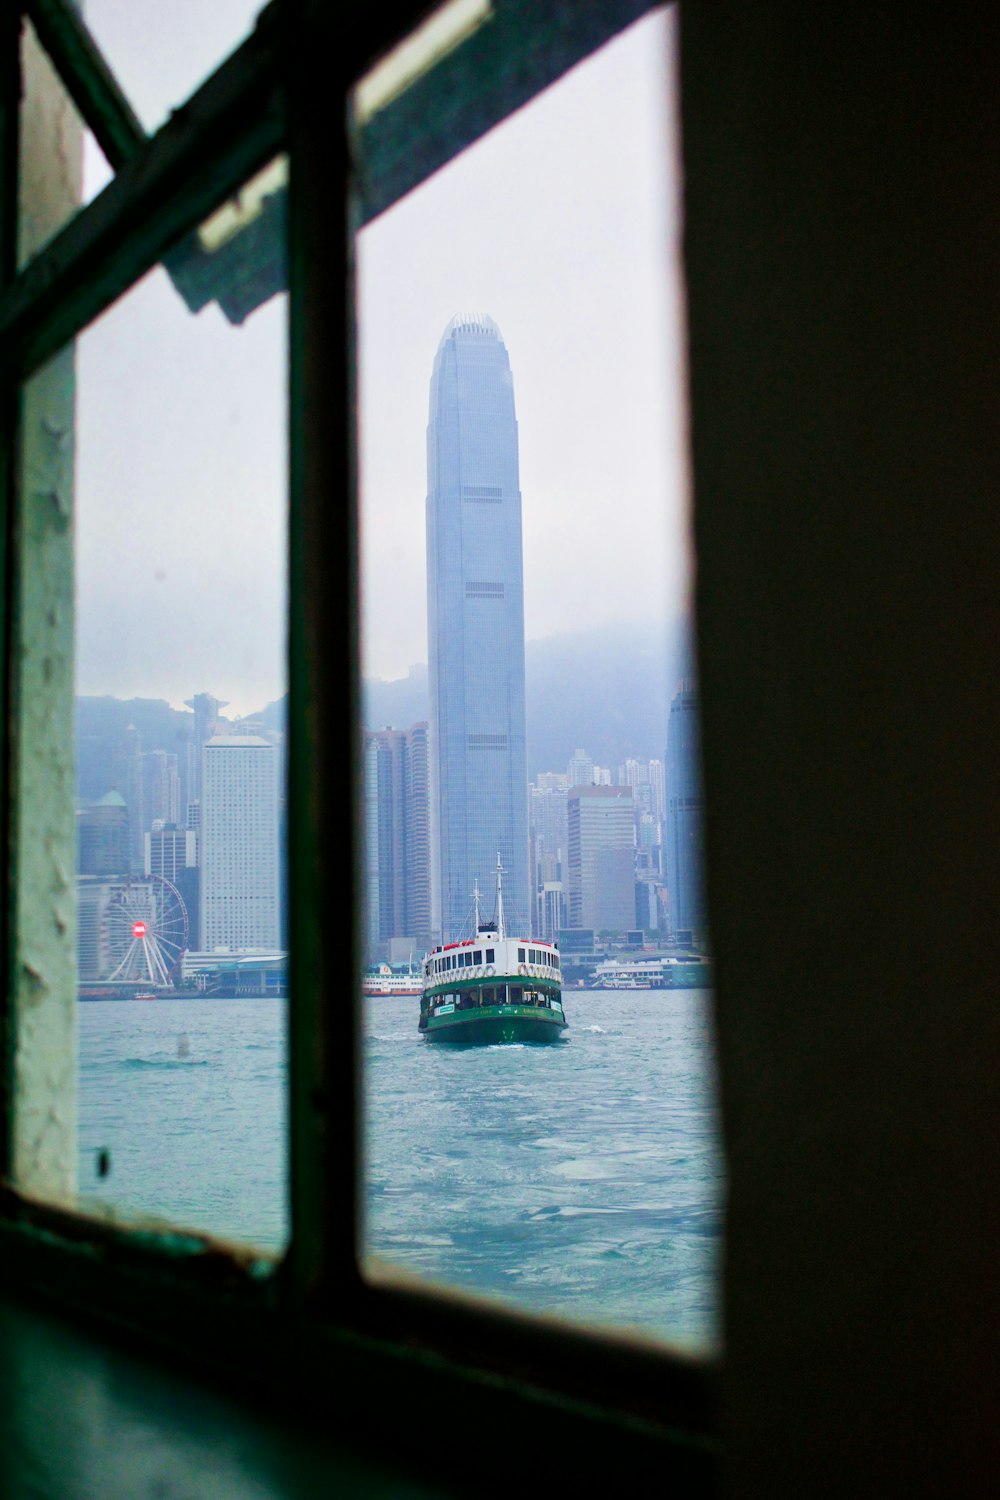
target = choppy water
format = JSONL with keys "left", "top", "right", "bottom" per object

{"left": 78, "top": 988, "right": 722, "bottom": 1349}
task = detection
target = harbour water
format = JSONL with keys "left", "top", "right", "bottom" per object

{"left": 78, "top": 988, "right": 722, "bottom": 1349}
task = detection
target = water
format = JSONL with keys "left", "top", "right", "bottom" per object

{"left": 78, "top": 988, "right": 723, "bottom": 1349}
{"left": 78, "top": 997, "right": 289, "bottom": 1245}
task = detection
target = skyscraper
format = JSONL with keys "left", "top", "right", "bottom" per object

{"left": 426, "top": 314, "right": 529, "bottom": 940}
{"left": 146, "top": 823, "right": 200, "bottom": 950}
{"left": 76, "top": 790, "right": 129, "bottom": 877}
{"left": 566, "top": 785, "right": 635, "bottom": 932}
{"left": 362, "top": 722, "right": 433, "bottom": 957}
{"left": 185, "top": 692, "right": 229, "bottom": 807}
{"left": 200, "top": 735, "right": 279, "bottom": 952}
{"left": 665, "top": 682, "right": 707, "bottom": 940}
{"left": 363, "top": 728, "right": 408, "bottom": 953}
{"left": 404, "top": 722, "right": 432, "bottom": 948}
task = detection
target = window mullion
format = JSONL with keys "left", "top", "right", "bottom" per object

{"left": 284, "top": 0, "right": 365, "bottom": 1308}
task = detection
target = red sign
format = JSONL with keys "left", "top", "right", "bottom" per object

{"left": 132, "top": 920, "right": 147, "bottom": 939}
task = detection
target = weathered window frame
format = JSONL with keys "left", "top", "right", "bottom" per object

{"left": 0, "top": 1, "right": 717, "bottom": 1489}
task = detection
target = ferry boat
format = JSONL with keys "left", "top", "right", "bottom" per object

{"left": 363, "top": 963, "right": 422, "bottom": 998}
{"left": 419, "top": 858, "right": 566, "bottom": 1044}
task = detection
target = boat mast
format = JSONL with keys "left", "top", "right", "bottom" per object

{"left": 495, "top": 852, "right": 506, "bottom": 940}
{"left": 472, "top": 879, "right": 481, "bottom": 934}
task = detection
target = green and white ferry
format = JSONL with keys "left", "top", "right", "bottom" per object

{"left": 419, "top": 859, "right": 567, "bottom": 1044}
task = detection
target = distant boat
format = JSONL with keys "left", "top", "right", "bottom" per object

{"left": 593, "top": 957, "right": 714, "bottom": 991}
{"left": 363, "top": 963, "right": 422, "bottom": 998}
{"left": 419, "top": 857, "right": 567, "bottom": 1044}
{"left": 595, "top": 974, "right": 655, "bottom": 990}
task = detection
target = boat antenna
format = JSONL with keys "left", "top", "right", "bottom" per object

{"left": 495, "top": 852, "right": 506, "bottom": 940}
{"left": 473, "top": 878, "right": 481, "bottom": 932}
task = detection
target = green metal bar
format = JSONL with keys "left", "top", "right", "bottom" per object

{"left": 4, "top": 13, "right": 82, "bottom": 1203}
{"left": 354, "top": 0, "right": 661, "bottom": 225}
{"left": 0, "top": 11, "right": 284, "bottom": 390}
{"left": 0, "top": 0, "right": 21, "bottom": 1183}
{"left": 25, "top": 0, "right": 144, "bottom": 169}
{"left": 284, "top": 0, "right": 363, "bottom": 1307}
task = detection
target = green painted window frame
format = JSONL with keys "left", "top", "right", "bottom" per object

{"left": 0, "top": 1, "right": 717, "bottom": 1488}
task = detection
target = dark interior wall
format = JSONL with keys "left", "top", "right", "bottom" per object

{"left": 681, "top": 3, "right": 1000, "bottom": 1493}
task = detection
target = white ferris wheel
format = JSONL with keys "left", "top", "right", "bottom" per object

{"left": 104, "top": 875, "right": 189, "bottom": 988}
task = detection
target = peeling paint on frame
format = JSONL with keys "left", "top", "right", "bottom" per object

{"left": 9, "top": 25, "right": 81, "bottom": 1203}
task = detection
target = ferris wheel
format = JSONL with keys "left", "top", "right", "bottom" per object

{"left": 104, "top": 875, "right": 189, "bottom": 987}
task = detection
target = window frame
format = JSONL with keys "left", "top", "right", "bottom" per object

{"left": 0, "top": 0, "right": 718, "bottom": 1486}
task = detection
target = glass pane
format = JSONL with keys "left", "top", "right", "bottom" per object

{"left": 18, "top": 161, "right": 289, "bottom": 1244}
{"left": 358, "top": 9, "right": 722, "bottom": 1348}
{"left": 82, "top": 0, "right": 265, "bottom": 134}
{"left": 19, "top": 18, "right": 111, "bottom": 269}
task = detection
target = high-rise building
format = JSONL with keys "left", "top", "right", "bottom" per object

{"left": 76, "top": 790, "right": 129, "bottom": 876}
{"left": 529, "top": 778, "right": 568, "bottom": 933}
{"left": 566, "top": 785, "right": 635, "bottom": 932}
{"left": 113, "top": 723, "right": 145, "bottom": 872}
{"left": 145, "top": 823, "right": 200, "bottom": 951}
{"left": 363, "top": 722, "right": 432, "bottom": 958}
{"left": 536, "top": 880, "right": 566, "bottom": 944}
{"left": 142, "top": 749, "right": 181, "bottom": 828}
{"left": 200, "top": 735, "right": 280, "bottom": 952}
{"left": 426, "top": 314, "right": 529, "bottom": 939}
{"left": 363, "top": 728, "right": 408, "bottom": 953}
{"left": 665, "top": 682, "right": 707, "bottom": 940}
{"left": 404, "top": 722, "right": 432, "bottom": 947}
{"left": 567, "top": 748, "right": 595, "bottom": 790}
{"left": 185, "top": 693, "right": 229, "bottom": 807}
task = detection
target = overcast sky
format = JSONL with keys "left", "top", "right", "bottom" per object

{"left": 73, "top": 2, "right": 689, "bottom": 716}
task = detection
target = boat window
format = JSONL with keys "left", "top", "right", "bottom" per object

{"left": 486, "top": 948, "right": 494, "bottom": 963}
{"left": 359, "top": 3, "right": 720, "bottom": 1351}
{"left": 22, "top": 161, "right": 289, "bottom": 1243}
{"left": 0, "top": 1, "right": 725, "bottom": 1485}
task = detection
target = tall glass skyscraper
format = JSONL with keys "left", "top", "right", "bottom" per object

{"left": 665, "top": 683, "right": 707, "bottom": 940}
{"left": 426, "top": 314, "right": 529, "bottom": 940}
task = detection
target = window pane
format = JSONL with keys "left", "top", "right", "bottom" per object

{"left": 358, "top": 9, "right": 722, "bottom": 1348}
{"left": 16, "top": 163, "right": 290, "bottom": 1244}
{"left": 81, "top": 0, "right": 264, "bottom": 134}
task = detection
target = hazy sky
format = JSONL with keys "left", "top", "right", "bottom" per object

{"left": 72, "top": 3, "right": 689, "bottom": 716}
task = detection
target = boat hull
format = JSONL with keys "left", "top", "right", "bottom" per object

{"left": 422, "top": 1003, "right": 566, "bottom": 1045}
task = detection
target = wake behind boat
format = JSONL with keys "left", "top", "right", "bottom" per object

{"left": 419, "top": 857, "right": 567, "bottom": 1044}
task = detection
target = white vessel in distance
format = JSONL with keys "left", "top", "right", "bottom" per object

{"left": 363, "top": 962, "right": 422, "bottom": 997}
